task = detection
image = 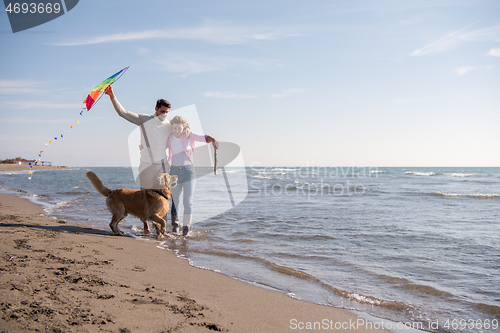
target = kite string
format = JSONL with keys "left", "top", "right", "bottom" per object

{"left": 29, "top": 118, "right": 82, "bottom": 179}
{"left": 29, "top": 66, "right": 130, "bottom": 180}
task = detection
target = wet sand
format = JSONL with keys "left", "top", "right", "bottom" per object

{"left": 0, "top": 193, "right": 391, "bottom": 332}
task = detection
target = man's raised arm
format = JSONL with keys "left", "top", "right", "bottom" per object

{"left": 105, "top": 86, "right": 143, "bottom": 125}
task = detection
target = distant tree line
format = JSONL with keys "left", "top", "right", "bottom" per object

{"left": 0, "top": 157, "right": 22, "bottom": 164}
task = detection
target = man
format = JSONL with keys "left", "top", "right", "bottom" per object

{"left": 105, "top": 86, "right": 188, "bottom": 234}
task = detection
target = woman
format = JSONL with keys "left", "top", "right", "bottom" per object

{"left": 166, "top": 116, "right": 219, "bottom": 236}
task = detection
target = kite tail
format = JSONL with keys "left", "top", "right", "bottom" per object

{"left": 86, "top": 171, "right": 112, "bottom": 197}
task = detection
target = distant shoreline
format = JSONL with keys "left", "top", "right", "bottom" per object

{"left": 0, "top": 164, "right": 69, "bottom": 172}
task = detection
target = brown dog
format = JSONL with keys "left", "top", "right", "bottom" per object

{"left": 86, "top": 171, "right": 178, "bottom": 237}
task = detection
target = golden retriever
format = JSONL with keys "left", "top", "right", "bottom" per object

{"left": 86, "top": 171, "right": 177, "bottom": 237}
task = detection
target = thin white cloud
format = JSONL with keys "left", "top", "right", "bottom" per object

{"left": 392, "top": 94, "right": 473, "bottom": 104}
{"left": 51, "top": 24, "right": 304, "bottom": 46}
{"left": 0, "top": 117, "right": 75, "bottom": 123}
{"left": 155, "top": 53, "right": 269, "bottom": 77}
{"left": 157, "top": 54, "right": 223, "bottom": 76}
{"left": 0, "top": 80, "right": 44, "bottom": 94}
{"left": 455, "top": 65, "right": 493, "bottom": 76}
{"left": 411, "top": 21, "right": 479, "bottom": 56}
{"left": 460, "top": 25, "right": 500, "bottom": 42}
{"left": 136, "top": 47, "right": 150, "bottom": 55}
{"left": 203, "top": 92, "right": 258, "bottom": 99}
{"left": 393, "top": 96, "right": 441, "bottom": 104}
{"left": 456, "top": 66, "right": 475, "bottom": 76}
{"left": 487, "top": 48, "right": 500, "bottom": 57}
{"left": 411, "top": 24, "right": 500, "bottom": 57}
{"left": 271, "top": 88, "right": 305, "bottom": 98}
{"left": 203, "top": 88, "right": 305, "bottom": 99}
{"left": 0, "top": 100, "right": 80, "bottom": 109}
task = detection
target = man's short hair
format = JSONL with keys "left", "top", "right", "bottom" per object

{"left": 156, "top": 99, "right": 171, "bottom": 109}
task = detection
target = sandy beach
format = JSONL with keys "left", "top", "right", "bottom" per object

{"left": 0, "top": 193, "right": 392, "bottom": 333}
{"left": 0, "top": 164, "right": 69, "bottom": 172}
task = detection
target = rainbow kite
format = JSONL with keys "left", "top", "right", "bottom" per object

{"left": 29, "top": 66, "right": 129, "bottom": 179}
{"left": 83, "top": 66, "right": 129, "bottom": 113}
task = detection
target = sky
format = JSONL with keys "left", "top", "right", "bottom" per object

{"left": 0, "top": 0, "right": 499, "bottom": 167}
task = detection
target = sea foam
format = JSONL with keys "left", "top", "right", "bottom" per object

{"left": 433, "top": 191, "right": 500, "bottom": 199}
{"left": 445, "top": 173, "right": 476, "bottom": 177}
{"left": 405, "top": 171, "right": 437, "bottom": 176}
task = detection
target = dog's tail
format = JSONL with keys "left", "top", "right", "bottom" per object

{"left": 86, "top": 171, "right": 112, "bottom": 197}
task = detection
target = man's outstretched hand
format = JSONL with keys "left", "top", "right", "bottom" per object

{"left": 104, "top": 86, "right": 115, "bottom": 99}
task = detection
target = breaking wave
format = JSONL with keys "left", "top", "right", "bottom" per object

{"left": 193, "top": 251, "right": 409, "bottom": 311}
{"left": 433, "top": 192, "right": 500, "bottom": 199}
{"left": 405, "top": 171, "right": 437, "bottom": 176}
{"left": 445, "top": 173, "right": 476, "bottom": 177}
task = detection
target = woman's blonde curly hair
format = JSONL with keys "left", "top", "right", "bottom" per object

{"left": 170, "top": 115, "right": 189, "bottom": 126}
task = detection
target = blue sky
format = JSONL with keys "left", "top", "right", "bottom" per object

{"left": 1, "top": 0, "right": 499, "bottom": 167}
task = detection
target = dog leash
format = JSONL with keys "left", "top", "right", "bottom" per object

{"left": 152, "top": 190, "right": 170, "bottom": 201}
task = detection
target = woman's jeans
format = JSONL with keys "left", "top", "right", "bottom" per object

{"left": 169, "top": 165, "right": 196, "bottom": 216}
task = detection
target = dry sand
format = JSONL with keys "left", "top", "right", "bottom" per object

{"left": 0, "top": 164, "right": 69, "bottom": 172}
{"left": 0, "top": 193, "right": 392, "bottom": 332}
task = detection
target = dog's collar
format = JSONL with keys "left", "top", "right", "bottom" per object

{"left": 153, "top": 190, "right": 169, "bottom": 201}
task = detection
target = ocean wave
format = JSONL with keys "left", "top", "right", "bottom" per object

{"left": 292, "top": 180, "right": 328, "bottom": 187}
{"left": 257, "top": 168, "right": 296, "bottom": 176}
{"left": 370, "top": 170, "right": 387, "bottom": 174}
{"left": 252, "top": 175, "right": 276, "bottom": 180}
{"left": 433, "top": 192, "right": 500, "bottom": 199}
{"left": 405, "top": 171, "right": 437, "bottom": 176}
{"left": 344, "top": 293, "right": 407, "bottom": 310}
{"left": 1, "top": 170, "right": 31, "bottom": 175}
{"left": 0, "top": 187, "right": 27, "bottom": 194}
{"left": 399, "top": 283, "right": 454, "bottom": 297}
{"left": 269, "top": 168, "right": 296, "bottom": 173}
{"left": 57, "top": 191, "right": 87, "bottom": 195}
{"left": 474, "top": 303, "right": 500, "bottom": 317}
{"left": 219, "top": 169, "right": 240, "bottom": 174}
{"left": 368, "top": 274, "right": 457, "bottom": 304}
{"left": 192, "top": 251, "right": 409, "bottom": 311}
{"left": 261, "top": 258, "right": 409, "bottom": 310}
{"left": 266, "top": 183, "right": 322, "bottom": 192}
{"left": 445, "top": 173, "right": 476, "bottom": 177}
{"left": 44, "top": 193, "right": 90, "bottom": 214}
{"left": 267, "top": 184, "right": 304, "bottom": 191}
{"left": 265, "top": 182, "right": 366, "bottom": 195}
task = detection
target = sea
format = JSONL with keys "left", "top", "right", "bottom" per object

{"left": 1, "top": 166, "right": 499, "bottom": 333}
